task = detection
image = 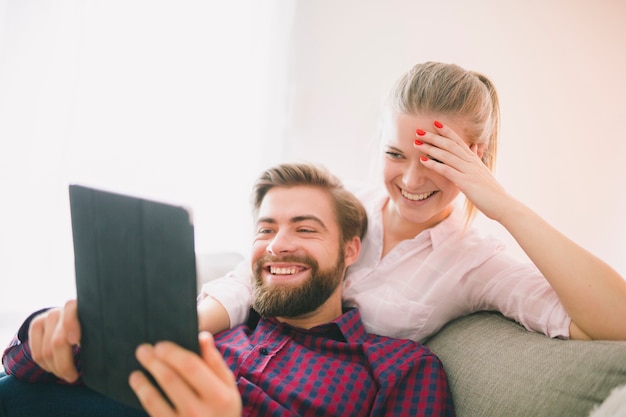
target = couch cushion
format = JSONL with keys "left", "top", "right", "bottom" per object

{"left": 424, "top": 312, "right": 626, "bottom": 417}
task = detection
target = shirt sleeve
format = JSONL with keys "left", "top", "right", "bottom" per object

{"left": 466, "top": 249, "right": 572, "bottom": 339}
{"left": 2, "top": 308, "right": 82, "bottom": 384}
{"left": 371, "top": 344, "right": 455, "bottom": 416}
{"left": 197, "top": 258, "right": 254, "bottom": 328}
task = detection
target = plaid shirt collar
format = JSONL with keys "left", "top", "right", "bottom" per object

{"left": 251, "top": 307, "right": 368, "bottom": 343}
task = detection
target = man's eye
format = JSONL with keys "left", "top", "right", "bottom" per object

{"left": 298, "top": 228, "right": 316, "bottom": 233}
{"left": 257, "top": 228, "right": 273, "bottom": 234}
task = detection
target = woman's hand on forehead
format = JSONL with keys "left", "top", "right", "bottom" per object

{"left": 415, "top": 120, "right": 511, "bottom": 221}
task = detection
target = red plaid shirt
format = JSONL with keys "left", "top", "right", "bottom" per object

{"left": 3, "top": 308, "right": 455, "bottom": 416}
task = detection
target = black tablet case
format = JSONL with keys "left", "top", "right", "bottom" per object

{"left": 69, "top": 184, "right": 200, "bottom": 409}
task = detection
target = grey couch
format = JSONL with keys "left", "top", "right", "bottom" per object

{"left": 424, "top": 311, "right": 626, "bottom": 417}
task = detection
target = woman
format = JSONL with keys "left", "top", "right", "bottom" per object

{"left": 198, "top": 61, "right": 626, "bottom": 342}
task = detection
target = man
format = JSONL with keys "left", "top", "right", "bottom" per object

{"left": 1, "top": 162, "right": 454, "bottom": 416}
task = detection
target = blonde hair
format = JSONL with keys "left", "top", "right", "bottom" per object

{"left": 387, "top": 61, "right": 500, "bottom": 225}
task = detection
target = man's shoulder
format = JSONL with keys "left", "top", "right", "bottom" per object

{"left": 341, "top": 309, "right": 438, "bottom": 360}
{"left": 360, "top": 334, "right": 444, "bottom": 385}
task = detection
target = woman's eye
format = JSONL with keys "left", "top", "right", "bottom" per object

{"left": 429, "top": 155, "right": 444, "bottom": 164}
{"left": 385, "top": 151, "right": 403, "bottom": 159}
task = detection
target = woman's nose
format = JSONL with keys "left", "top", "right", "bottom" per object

{"left": 402, "top": 159, "right": 427, "bottom": 189}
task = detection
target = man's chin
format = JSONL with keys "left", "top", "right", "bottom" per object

{"left": 253, "top": 283, "right": 321, "bottom": 318}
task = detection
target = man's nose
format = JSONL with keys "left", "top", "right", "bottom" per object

{"left": 266, "top": 231, "right": 296, "bottom": 255}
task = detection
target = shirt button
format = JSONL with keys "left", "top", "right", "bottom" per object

{"left": 259, "top": 347, "right": 269, "bottom": 355}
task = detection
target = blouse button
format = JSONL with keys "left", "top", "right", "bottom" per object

{"left": 259, "top": 347, "right": 269, "bottom": 355}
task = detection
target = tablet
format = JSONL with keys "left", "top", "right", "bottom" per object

{"left": 69, "top": 184, "right": 199, "bottom": 409}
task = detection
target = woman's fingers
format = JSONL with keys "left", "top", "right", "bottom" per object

{"left": 416, "top": 119, "right": 510, "bottom": 218}
{"left": 414, "top": 132, "right": 476, "bottom": 177}
{"left": 416, "top": 120, "right": 476, "bottom": 164}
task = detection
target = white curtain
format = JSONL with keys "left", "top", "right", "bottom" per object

{"left": 0, "top": 0, "right": 294, "bottom": 340}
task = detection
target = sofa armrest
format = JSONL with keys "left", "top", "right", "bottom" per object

{"left": 424, "top": 311, "right": 626, "bottom": 417}
{"left": 195, "top": 252, "right": 244, "bottom": 293}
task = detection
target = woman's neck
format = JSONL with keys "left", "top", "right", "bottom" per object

{"left": 381, "top": 199, "right": 452, "bottom": 257}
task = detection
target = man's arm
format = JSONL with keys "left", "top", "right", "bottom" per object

{"left": 129, "top": 332, "right": 241, "bottom": 417}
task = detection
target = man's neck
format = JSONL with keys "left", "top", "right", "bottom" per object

{"left": 275, "top": 288, "right": 343, "bottom": 330}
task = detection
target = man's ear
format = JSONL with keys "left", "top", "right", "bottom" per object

{"left": 343, "top": 236, "right": 361, "bottom": 267}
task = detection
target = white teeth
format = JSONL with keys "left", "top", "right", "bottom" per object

{"left": 270, "top": 266, "right": 299, "bottom": 275}
{"left": 401, "top": 189, "right": 435, "bottom": 201}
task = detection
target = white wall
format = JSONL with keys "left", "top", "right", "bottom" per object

{"left": 0, "top": 0, "right": 292, "bottom": 345}
{"left": 280, "top": 0, "right": 626, "bottom": 275}
{"left": 1, "top": 0, "right": 625, "bottom": 345}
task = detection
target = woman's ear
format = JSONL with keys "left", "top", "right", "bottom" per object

{"left": 343, "top": 236, "right": 361, "bottom": 267}
{"left": 475, "top": 142, "right": 488, "bottom": 159}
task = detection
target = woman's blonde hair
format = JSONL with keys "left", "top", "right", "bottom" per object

{"left": 387, "top": 61, "right": 500, "bottom": 226}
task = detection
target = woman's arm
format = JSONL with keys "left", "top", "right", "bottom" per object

{"left": 196, "top": 259, "right": 254, "bottom": 334}
{"left": 494, "top": 198, "right": 626, "bottom": 340}
{"left": 197, "top": 297, "right": 231, "bottom": 334}
{"left": 419, "top": 121, "right": 626, "bottom": 340}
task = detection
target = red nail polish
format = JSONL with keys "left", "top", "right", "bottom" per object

{"left": 414, "top": 139, "right": 423, "bottom": 146}
{"left": 420, "top": 155, "right": 428, "bottom": 162}
{"left": 434, "top": 120, "right": 443, "bottom": 129}
{"left": 416, "top": 129, "right": 426, "bottom": 136}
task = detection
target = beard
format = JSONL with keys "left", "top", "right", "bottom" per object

{"left": 252, "top": 248, "right": 345, "bottom": 319}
